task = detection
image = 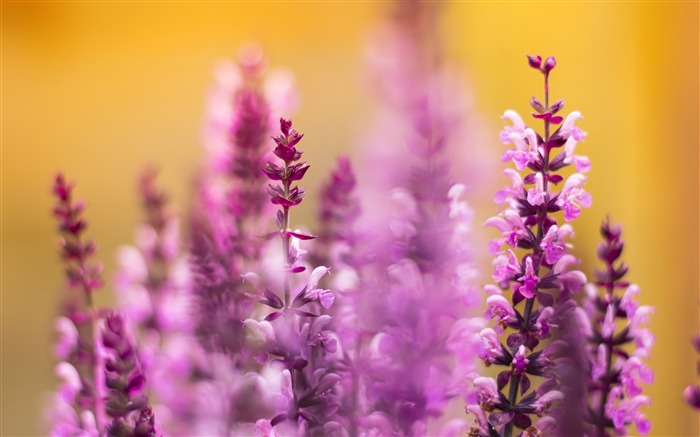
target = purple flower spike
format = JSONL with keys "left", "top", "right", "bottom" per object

{"left": 256, "top": 119, "right": 344, "bottom": 435}
{"left": 526, "top": 54, "right": 542, "bottom": 70}
{"left": 49, "top": 175, "right": 108, "bottom": 435}
{"left": 582, "top": 218, "right": 653, "bottom": 436}
{"left": 468, "top": 56, "right": 589, "bottom": 437}
{"left": 53, "top": 174, "right": 104, "bottom": 295}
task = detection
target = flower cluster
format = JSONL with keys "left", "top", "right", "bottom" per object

{"left": 468, "top": 55, "right": 590, "bottom": 437}
{"left": 43, "top": 14, "right": 663, "bottom": 436}
{"left": 581, "top": 219, "right": 653, "bottom": 435}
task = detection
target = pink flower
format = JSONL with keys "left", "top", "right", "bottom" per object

{"left": 254, "top": 419, "right": 279, "bottom": 437}
{"left": 558, "top": 173, "right": 592, "bottom": 222}
{"left": 533, "top": 390, "right": 564, "bottom": 414}
{"left": 492, "top": 250, "right": 520, "bottom": 286}
{"left": 605, "top": 388, "right": 651, "bottom": 435}
{"left": 559, "top": 111, "right": 586, "bottom": 141}
{"left": 563, "top": 136, "right": 591, "bottom": 173}
{"left": 54, "top": 317, "right": 79, "bottom": 360}
{"left": 484, "top": 210, "right": 529, "bottom": 254}
{"left": 516, "top": 257, "right": 539, "bottom": 298}
{"left": 621, "top": 357, "right": 654, "bottom": 397}
{"left": 55, "top": 362, "right": 82, "bottom": 404}
{"left": 486, "top": 295, "right": 518, "bottom": 327}
{"left": 512, "top": 345, "right": 529, "bottom": 374}
{"left": 620, "top": 284, "right": 640, "bottom": 317}
{"left": 494, "top": 169, "right": 524, "bottom": 206}
{"left": 499, "top": 110, "right": 527, "bottom": 144}
{"left": 502, "top": 128, "right": 540, "bottom": 171}
{"left": 540, "top": 224, "right": 573, "bottom": 265}
{"left": 535, "top": 306, "right": 555, "bottom": 339}
{"left": 478, "top": 328, "right": 505, "bottom": 365}
{"left": 473, "top": 377, "right": 499, "bottom": 408}
{"left": 552, "top": 254, "right": 587, "bottom": 293}
{"left": 526, "top": 172, "right": 547, "bottom": 206}
{"left": 601, "top": 305, "right": 616, "bottom": 339}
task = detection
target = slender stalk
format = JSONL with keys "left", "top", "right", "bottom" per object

{"left": 596, "top": 264, "right": 617, "bottom": 436}
{"left": 282, "top": 159, "right": 292, "bottom": 308}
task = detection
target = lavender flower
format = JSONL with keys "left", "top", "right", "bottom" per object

{"left": 469, "top": 55, "right": 589, "bottom": 437}
{"left": 582, "top": 218, "right": 653, "bottom": 435}
{"left": 49, "top": 175, "right": 157, "bottom": 437}
{"left": 191, "top": 48, "right": 280, "bottom": 355}
{"left": 254, "top": 118, "right": 343, "bottom": 436}
{"left": 309, "top": 156, "right": 360, "bottom": 269}
{"left": 49, "top": 174, "right": 107, "bottom": 435}
{"left": 114, "top": 168, "right": 199, "bottom": 435}
{"left": 343, "top": 4, "right": 483, "bottom": 434}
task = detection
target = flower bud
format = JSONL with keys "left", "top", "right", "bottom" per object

{"left": 526, "top": 54, "right": 542, "bottom": 70}
{"left": 543, "top": 56, "right": 557, "bottom": 73}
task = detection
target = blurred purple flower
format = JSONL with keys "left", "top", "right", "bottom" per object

{"left": 582, "top": 218, "right": 654, "bottom": 436}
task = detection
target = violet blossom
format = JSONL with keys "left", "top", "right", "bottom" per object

{"left": 468, "top": 55, "right": 589, "bottom": 437}
{"left": 581, "top": 218, "right": 654, "bottom": 436}
{"left": 253, "top": 118, "right": 344, "bottom": 436}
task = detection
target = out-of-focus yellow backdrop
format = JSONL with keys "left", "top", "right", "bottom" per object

{"left": 2, "top": 2, "right": 698, "bottom": 436}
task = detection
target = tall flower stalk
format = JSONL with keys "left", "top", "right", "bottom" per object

{"left": 51, "top": 174, "right": 107, "bottom": 435}
{"left": 50, "top": 174, "right": 156, "bottom": 436}
{"left": 186, "top": 50, "right": 302, "bottom": 435}
{"left": 342, "top": 4, "right": 483, "bottom": 436}
{"left": 470, "top": 55, "right": 590, "bottom": 436}
{"left": 581, "top": 218, "right": 653, "bottom": 435}
{"left": 191, "top": 61, "right": 272, "bottom": 355}
{"left": 114, "top": 168, "right": 198, "bottom": 435}
{"left": 255, "top": 118, "right": 342, "bottom": 436}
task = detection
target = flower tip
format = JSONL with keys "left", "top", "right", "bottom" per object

{"left": 526, "top": 54, "right": 542, "bottom": 70}
{"left": 543, "top": 56, "right": 557, "bottom": 73}
{"left": 280, "top": 118, "right": 292, "bottom": 135}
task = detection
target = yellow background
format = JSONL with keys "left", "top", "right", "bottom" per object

{"left": 2, "top": 1, "right": 698, "bottom": 436}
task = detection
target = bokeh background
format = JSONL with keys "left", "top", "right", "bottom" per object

{"left": 2, "top": 1, "right": 698, "bottom": 436}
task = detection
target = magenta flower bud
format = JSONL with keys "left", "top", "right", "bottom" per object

{"left": 543, "top": 56, "right": 557, "bottom": 73}
{"left": 273, "top": 144, "right": 297, "bottom": 162}
{"left": 526, "top": 54, "right": 542, "bottom": 70}
{"left": 529, "top": 96, "right": 545, "bottom": 113}
{"left": 280, "top": 117, "right": 293, "bottom": 136}
{"left": 549, "top": 98, "right": 565, "bottom": 114}
{"left": 512, "top": 345, "right": 529, "bottom": 374}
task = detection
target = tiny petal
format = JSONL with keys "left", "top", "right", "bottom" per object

{"left": 318, "top": 290, "right": 335, "bottom": 309}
